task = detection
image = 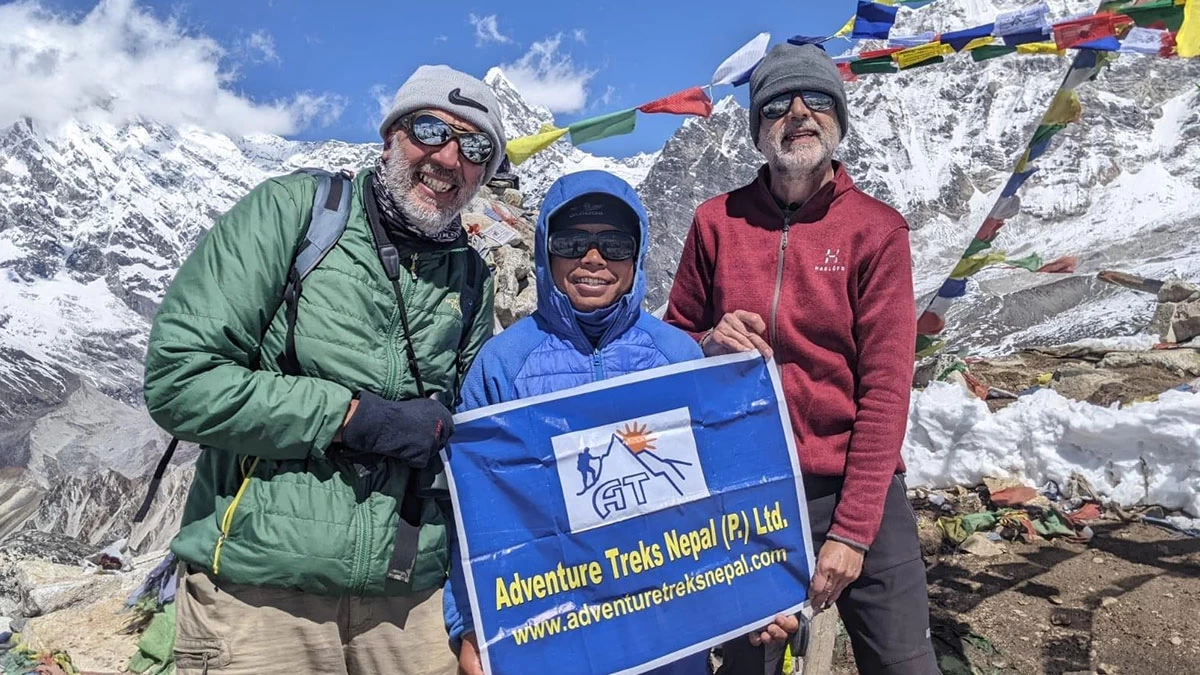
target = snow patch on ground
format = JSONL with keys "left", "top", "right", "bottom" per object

{"left": 903, "top": 382, "right": 1200, "bottom": 516}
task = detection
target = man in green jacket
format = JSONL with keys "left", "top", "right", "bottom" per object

{"left": 142, "top": 65, "right": 504, "bottom": 674}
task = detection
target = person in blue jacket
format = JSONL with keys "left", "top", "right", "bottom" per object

{"left": 444, "top": 170, "right": 709, "bottom": 674}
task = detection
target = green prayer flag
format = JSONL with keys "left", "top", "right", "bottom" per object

{"left": 568, "top": 108, "right": 637, "bottom": 145}
{"left": 1029, "top": 123, "right": 1067, "bottom": 150}
{"left": 849, "top": 57, "right": 899, "bottom": 75}
{"left": 963, "top": 238, "right": 994, "bottom": 258}
{"left": 1122, "top": 1, "right": 1185, "bottom": 32}
{"left": 971, "top": 45, "right": 1017, "bottom": 62}
{"left": 1004, "top": 253, "right": 1044, "bottom": 272}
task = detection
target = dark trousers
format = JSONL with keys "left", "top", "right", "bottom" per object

{"left": 717, "top": 474, "right": 938, "bottom": 675}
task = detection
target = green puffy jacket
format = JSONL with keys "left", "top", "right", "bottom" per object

{"left": 143, "top": 168, "right": 493, "bottom": 596}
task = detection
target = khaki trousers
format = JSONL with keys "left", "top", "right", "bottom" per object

{"left": 174, "top": 565, "right": 457, "bottom": 675}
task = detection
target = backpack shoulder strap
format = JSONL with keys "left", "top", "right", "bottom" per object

{"left": 276, "top": 168, "right": 354, "bottom": 376}
{"left": 451, "top": 247, "right": 489, "bottom": 406}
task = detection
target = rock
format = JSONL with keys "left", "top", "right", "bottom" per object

{"left": 0, "top": 615, "right": 9, "bottom": 634}
{"left": 1100, "top": 596, "right": 1118, "bottom": 608}
{"left": 1099, "top": 350, "right": 1200, "bottom": 377}
{"left": 1049, "top": 364, "right": 1124, "bottom": 402}
{"left": 1156, "top": 279, "right": 1200, "bottom": 304}
{"left": 502, "top": 188, "right": 524, "bottom": 208}
{"left": 913, "top": 353, "right": 964, "bottom": 388}
{"left": 12, "top": 559, "right": 132, "bottom": 617}
{"left": 1092, "top": 556, "right": 1105, "bottom": 564}
{"left": 491, "top": 246, "right": 536, "bottom": 327}
{"left": 22, "top": 593, "right": 139, "bottom": 673}
{"left": 1050, "top": 594, "right": 1065, "bottom": 605}
{"left": 917, "top": 516, "right": 942, "bottom": 557}
{"left": 462, "top": 212, "right": 493, "bottom": 233}
{"left": 960, "top": 533, "right": 1005, "bottom": 557}
{"left": 1097, "top": 663, "right": 1118, "bottom": 674}
{"left": 1170, "top": 636, "right": 1183, "bottom": 646}
{"left": 1051, "top": 613, "right": 1072, "bottom": 626}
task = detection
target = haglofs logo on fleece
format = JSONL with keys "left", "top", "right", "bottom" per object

{"left": 552, "top": 407, "right": 709, "bottom": 533}
{"left": 815, "top": 248, "right": 847, "bottom": 273}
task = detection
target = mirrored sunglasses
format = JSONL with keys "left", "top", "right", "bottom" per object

{"left": 761, "top": 91, "right": 836, "bottom": 119}
{"left": 548, "top": 229, "right": 637, "bottom": 261}
{"left": 402, "top": 113, "right": 494, "bottom": 165}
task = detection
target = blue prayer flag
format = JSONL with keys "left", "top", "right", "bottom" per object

{"left": 851, "top": 1, "right": 900, "bottom": 40}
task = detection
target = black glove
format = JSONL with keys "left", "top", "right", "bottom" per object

{"left": 340, "top": 390, "right": 454, "bottom": 469}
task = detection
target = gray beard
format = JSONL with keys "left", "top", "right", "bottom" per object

{"left": 758, "top": 131, "right": 836, "bottom": 179}
{"left": 375, "top": 154, "right": 473, "bottom": 241}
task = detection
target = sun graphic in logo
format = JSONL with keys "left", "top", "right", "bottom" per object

{"left": 615, "top": 422, "right": 656, "bottom": 453}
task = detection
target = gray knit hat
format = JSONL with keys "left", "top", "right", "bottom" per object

{"left": 378, "top": 64, "right": 508, "bottom": 183}
{"left": 749, "top": 43, "right": 849, "bottom": 145}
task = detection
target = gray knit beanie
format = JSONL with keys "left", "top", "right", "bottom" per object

{"left": 378, "top": 65, "right": 508, "bottom": 183}
{"left": 749, "top": 43, "right": 849, "bottom": 145}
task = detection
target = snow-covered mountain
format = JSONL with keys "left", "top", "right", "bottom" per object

{"left": 3, "top": 0, "right": 1199, "bottom": 548}
{"left": 638, "top": 0, "right": 1200, "bottom": 353}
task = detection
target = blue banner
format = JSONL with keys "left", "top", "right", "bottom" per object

{"left": 445, "top": 353, "right": 816, "bottom": 675}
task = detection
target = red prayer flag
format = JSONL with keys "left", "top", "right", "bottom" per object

{"left": 1035, "top": 255, "right": 1079, "bottom": 274}
{"left": 637, "top": 87, "right": 713, "bottom": 118}
{"left": 1052, "top": 13, "right": 1123, "bottom": 50}
{"left": 837, "top": 63, "right": 859, "bottom": 83}
{"left": 859, "top": 46, "right": 905, "bottom": 60}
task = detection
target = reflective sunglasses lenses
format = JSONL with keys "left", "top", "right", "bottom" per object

{"left": 408, "top": 114, "right": 494, "bottom": 165}
{"left": 548, "top": 230, "right": 637, "bottom": 261}
{"left": 761, "top": 91, "right": 836, "bottom": 118}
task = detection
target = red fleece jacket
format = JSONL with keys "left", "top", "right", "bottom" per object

{"left": 664, "top": 163, "right": 916, "bottom": 549}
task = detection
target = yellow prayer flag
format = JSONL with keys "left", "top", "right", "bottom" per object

{"left": 833, "top": 14, "right": 857, "bottom": 38}
{"left": 950, "top": 251, "right": 1009, "bottom": 279}
{"left": 962, "top": 37, "right": 998, "bottom": 51}
{"left": 506, "top": 126, "right": 569, "bottom": 165}
{"left": 877, "top": 0, "right": 897, "bottom": 5}
{"left": 1017, "top": 42, "right": 1066, "bottom": 55}
{"left": 1179, "top": 0, "right": 1200, "bottom": 57}
{"left": 1042, "top": 90, "right": 1082, "bottom": 126}
{"left": 895, "top": 42, "right": 953, "bottom": 68}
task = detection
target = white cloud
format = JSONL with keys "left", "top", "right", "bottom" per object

{"left": 0, "top": 0, "right": 344, "bottom": 137}
{"left": 468, "top": 13, "right": 512, "bottom": 46}
{"left": 599, "top": 85, "right": 616, "bottom": 107}
{"left": 572, "top": 29, "right": 587, "bottom": 44}
{"left": 370, "top": 83, "right": 393, "bottom": 121}
{"left": 243, "top": 29, "right": 280, "bottom": 65}
{"left": 434, "top": 34, "right": 449, "bottom": 43}
{"left": 501, "top": 33, "right": 596, "bottom": 114}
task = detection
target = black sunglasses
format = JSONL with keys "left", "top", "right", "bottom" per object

{"left": 400, "top": 112, "right": 494, "bottom": 165}
{"left": 548, "top": 229, "right": 637, "bottom": 261}
{"left": 761, "top": 91, "right": 836, "bottom": 119}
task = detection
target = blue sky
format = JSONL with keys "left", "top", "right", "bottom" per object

{"left": 8, "top": 0, "right": 859, "bottom": 157}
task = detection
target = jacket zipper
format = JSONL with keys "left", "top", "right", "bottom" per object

{"left": 769, "top": 222, "right": 790, "bottom": 349}
{"left": 410, "top": 253, "right": 419, "bottom": 281}
{"left": 592, "top": 349, "right": 604, "bottom": 381}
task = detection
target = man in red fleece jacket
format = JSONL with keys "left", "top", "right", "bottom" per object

{"left": 666, "top": 43, "right": 937, "bottom": 675}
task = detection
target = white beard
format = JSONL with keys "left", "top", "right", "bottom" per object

{"left": 757, "top": 122, "right": 838, "bottom": 179}
{"left": 379, "top": 152, "right": 475, "bottom": 236}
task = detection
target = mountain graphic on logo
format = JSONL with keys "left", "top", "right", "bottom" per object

{"left": 576, "top": 422, "right": 692, "bottom": 496}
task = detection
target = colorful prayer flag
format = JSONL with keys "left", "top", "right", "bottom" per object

{"left": 1122, "top": 1, "right": 1185, "bottom": 32}
{"left": 1052, "top": 13, "right": 1123, "bottom": 50}
{"left": 851, "top": 1, "right": 900, "bottom": 39}
{"left": 951, "top": 252, "right": 1008, "bottom": 279}
{"left": 568, "top": 109, "right": 637, "bottom": 145}
{"left": 895, "top": 42, "right": 953, "bottom": 68}
{"left": 505, "top": 126, "right": 569, "bottom": 165}
{"left": 837, "top": 62, "right": 860, "bottom": 82}
{"left": 1003, "top": 253, "right": 1044, "bottom": 272}
{"left": 711, "top": 32, "right": 771, "bottom": 86}
{"left": 943, "top": 24, "right": 996, "bottom": 51}
{"left": 1001, "top": 169, "right": 1037, "bottom": 197}
{"left": 1004, "top": 28, "right": 1053, "bottom": 46}
{"left": 833, "top": 15, "right": 858, "bottom": 38}
{"left": 994, "top": 2, "right": 1051, "bottom": 37}
{"left": 1036, "top": 255, "right": 1080, "bottom": 273}
{"left": 638, "top": 87, "right": 713, "bottom": 118}
{"left": 889, "top": 32, "right": 936, "bottom": 48}
{"left": 972, "top": 44, "right": 1019, "bottom": 61}
{"left": 1077, "top": 35, "right": 1124, "bottom": 50}
{"left": 860, "top": 47, "right": 906, "bottom": 60}
{"left": 850, "top": 56, "right": 900, "bottom": 74}
{"left": 938, "top": 278, "right": 970, "bottom": 298}
{"left": 962, "top": 37, "right": 1000, "bottom": 51}
{"left": 1042, "top": 90, "right": 1082, "bottom": 125}
{"left": 1016, "top": 41, "right": 1065, "bottom": 54}
{"left": 1178, "top": 0, "right": 1200, "bottom": 57}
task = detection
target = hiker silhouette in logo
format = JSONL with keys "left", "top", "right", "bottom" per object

{"left": 576, "top": 447, "right": 601, "bottom": 493}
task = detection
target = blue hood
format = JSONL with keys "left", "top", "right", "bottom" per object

{"left": 535, "top": 170, "right": 649, "bottom": 352}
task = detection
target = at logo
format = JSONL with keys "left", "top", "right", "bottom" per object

{"left": 552, "top": 407, "right": 709, "bottom": 533}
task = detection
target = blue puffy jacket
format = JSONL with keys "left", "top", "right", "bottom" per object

{"left": 444, "top": 171, "right": 706, "bottom": 673}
